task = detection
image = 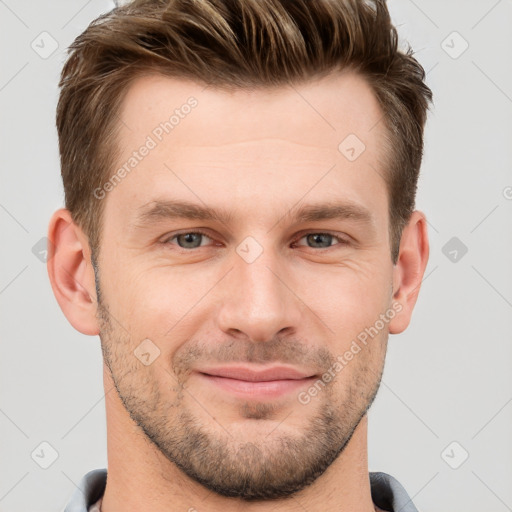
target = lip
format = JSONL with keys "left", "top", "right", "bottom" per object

{"left": 194, "top": 365, "right": 317, "bottom": 399}
{"left": 196, "top": 365, "right": 316, "bottom": 381}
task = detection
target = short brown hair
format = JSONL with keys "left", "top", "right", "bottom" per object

{"left": 56, "top": 0, "right": 432, "bottom": 264}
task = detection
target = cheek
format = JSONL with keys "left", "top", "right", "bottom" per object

{"left": 105, "top": 263, "right": 217, "bottom": 342}
{"left": 298, "top": 258, "right": 393, "bottom": 342}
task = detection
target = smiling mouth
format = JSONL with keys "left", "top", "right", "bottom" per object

{"left": 195, "top": 365, "right": 318, "bottom": 399}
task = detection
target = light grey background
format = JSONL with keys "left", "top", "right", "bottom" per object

{"left": 1, "top": 1, "right": 511, "bottom": 511}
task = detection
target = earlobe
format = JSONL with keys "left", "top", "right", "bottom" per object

{"left": 388, "top": 210, "right": 430, "bottom": 335}
{"left": 46, "top": 208, "right": 100, "bottom": 336}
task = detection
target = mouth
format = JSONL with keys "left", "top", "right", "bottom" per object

{"left": 195, "top": 365, "right": 318, "bottom": 399}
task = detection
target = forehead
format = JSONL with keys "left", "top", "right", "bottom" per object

{"left": 104, "top": 70, "right": 389, "bottom": 230}
{"left": 118, "top": 70, "right": 385, "bottom": 151}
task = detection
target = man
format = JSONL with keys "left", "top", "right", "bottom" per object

{"left": 47, "top": 0, "right": 432, "bottom": 511}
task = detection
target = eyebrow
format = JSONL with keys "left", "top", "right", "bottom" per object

{"left": 132, "top": 199, "right": 375, "bottom": 230}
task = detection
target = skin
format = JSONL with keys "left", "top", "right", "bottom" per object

{"left": 47, "top": 69, "right": 429, "bottom": 512}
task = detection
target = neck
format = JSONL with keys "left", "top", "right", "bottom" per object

{"left": 101, "top": 366, "right": 378, "bottom": 512}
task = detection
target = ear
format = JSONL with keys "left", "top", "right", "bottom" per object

{"left": 46, "top": 208, "right": 100, "bottom": 336}
{"left": 388, "top": 210, "right": 429, "bottom": 334}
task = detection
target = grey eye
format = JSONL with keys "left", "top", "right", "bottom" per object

{"left": 300, "top": 233, "right": 337, "bottom": 248}
{"left": 175, "top": 232, "right": 207, "bottom": 249}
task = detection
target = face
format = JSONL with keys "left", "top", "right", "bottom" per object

{"left": 94, "top": 70, "right": 397, "bottom": 500}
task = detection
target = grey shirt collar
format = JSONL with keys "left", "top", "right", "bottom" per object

{"left": 63, "top": 468, "right": 418, "bottom": 512}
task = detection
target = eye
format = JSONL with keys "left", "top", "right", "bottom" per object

{"left": 292, "top": 232, "right": 349, "bottom": 249}
{"left": 163, "top": 230, "right": 214, "bottom": 249}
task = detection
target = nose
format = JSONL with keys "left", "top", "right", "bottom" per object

{"left": 216, "top": 243, "right": 302, "bottom": 343}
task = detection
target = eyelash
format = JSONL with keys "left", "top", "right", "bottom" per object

{"left": 161, "top": 229, "right": 350, "bottom": 252}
